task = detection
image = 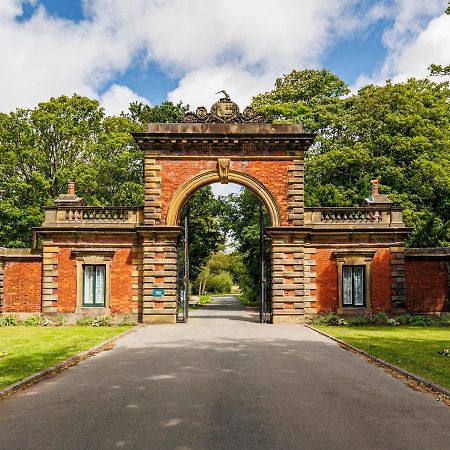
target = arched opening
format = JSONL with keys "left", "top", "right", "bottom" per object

{"left": 173, "top": 177, "right": 274, "bottom": 324}
{"left": 165, "top": 170, "right": 281, "bottom": 228}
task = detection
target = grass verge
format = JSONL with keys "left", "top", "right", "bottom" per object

{"left": 0, "top": 326, "right": 131, "bottom": 389}
{"left": 316, "top": 326, "right": 450, "bottom": 390}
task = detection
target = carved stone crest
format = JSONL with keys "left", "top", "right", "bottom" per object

{"left": 181, "top": 91, "right": 271, "bottom": 124}
{"left": 217, "top": 158, "right": 230, "bottom": 184}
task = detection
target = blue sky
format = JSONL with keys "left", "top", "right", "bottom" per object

{"left": 0, "top": 0, "right": 449, "bottom": 114}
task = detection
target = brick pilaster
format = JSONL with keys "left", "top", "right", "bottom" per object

{"left": 42, "top": 245, "right": 59, "bottom": 313}
{"left": 131, "top": 244, "right": 143, "bottom": 317}
{"left": 144, "top": 155, "right": 162, "bottom": 225}
{"left": 390, "top": 246, "right": 406, "bottom": 312}
{"left": 142, "top": 229, "right": 179, "bottom": 323}
{"left": 270, "top": 231, "right": 305, "bottom": 323}
{"left": 303, "top": 247, "right": 317, "bottom": 318}
{"left": 287, "top": 158, "right": 304, "bottom": 226}
{"left": 0, "top": 260, "right": 4, "bottom": 313}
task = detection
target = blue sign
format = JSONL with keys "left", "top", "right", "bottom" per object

{"left": 153, "top": 288, "right": 165, "bottom": 297}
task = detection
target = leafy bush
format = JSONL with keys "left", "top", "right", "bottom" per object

{"left": 396, "top": 314, "right": 413, "bottom": 325}
{"left": 347, "top": 315, "right": 371, "bottom": 326}
{"left": 410, "top": 315, "right": 437, "bottom": 326}
{"left": 0, "top": 315, "right": 18, "bottom": 327}
{"left": 91, "top": 316, "right": 112, "bottom": 327}
{"left": 117, "top": 315, "right": 135, "bottom": 327}
{"left": 76, "top": 315, "right": 94, "bottom": 326}
{"left": 312, "top": 313, "right": 340, "bottom": 326}
{"left": 21, "top": 315, "right": 41, "bottom": 326}
{"left": 205, "top": 271, "right": 233, "bottom": 294}
{"left": 437, "top": 314, "right": 450, "bottom": 327}
{"left": 372, "top": 312, "right": 390, "bottom": 325}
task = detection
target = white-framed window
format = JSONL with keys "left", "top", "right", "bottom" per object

{"left": 83, "top": 265, "right": 106, "bottom": 307}
{"left": 342, "top": 265, "right": 365, "bottom": 307}
{"left": 333, "top": 250, "right": 375, "bottom": 313}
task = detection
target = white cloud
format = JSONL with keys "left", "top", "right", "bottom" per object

{"left": 100, "top": 84, "right": 150, "bottom": 116}
{"left": 353, "top": 0, "right": 449, "bottom": 89}
{"left": 0, "top": 0, "right": 448, "bottom": 114}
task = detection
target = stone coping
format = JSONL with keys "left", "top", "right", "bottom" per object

{"left": 0, "top": 248, "right": 42, "bottom": 260}
{"left": 405, "top": 248, "right": 450, "bottom": 259}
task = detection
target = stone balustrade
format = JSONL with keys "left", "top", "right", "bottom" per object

{"left": 304, "top": 207, "right": 404, "bottom": 227}
{"left": 42, "top": 206, "right": 144, "bottom": 226}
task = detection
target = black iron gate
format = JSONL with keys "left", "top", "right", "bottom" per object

{"left": 177, "top": 204, "right": 190, "bottom": 323}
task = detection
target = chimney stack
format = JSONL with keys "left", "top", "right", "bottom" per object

{"left": 370, "top": 179, "right": 379, "bottom": 196}
{"left": 68, "top": 181, "right": 75, "bottom": 195}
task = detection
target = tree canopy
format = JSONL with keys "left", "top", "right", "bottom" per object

{"left": 253, "top": 70, "right": 450, "bottom": 247}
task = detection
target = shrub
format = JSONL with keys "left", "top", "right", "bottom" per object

{"left": 347, "top": 315, "right": 371, "bottom": 326}
{"left": 205, "top": 271, "right": 233, "bottom": 294}
{"left": 372, "top": 312, "right": 389, "bottom": 325}
{"left": 437, "top": 314, "right": 450, "bottom": 327}
{"left": 21, "top": 315, "right": 41, "bottom": 326}
{"left": 118, "top": 315, "right": 135, "bottom": 327}
{"left": 91, "top": 316, "right": 112, "bottom": 327}
{"left": 312, "top": 313, "right": 340, "bottom": 326}
{"left": 0, "top": 315, "right": 18, "bottom": 327}
{"left": 396, "top": 314, "right": 413, "bottom": 325}
{"left": 76, "top": 315, "right": 94, "bottom": 326}
{"left": 410, "top": 315, "right": 437, "bottom": 326}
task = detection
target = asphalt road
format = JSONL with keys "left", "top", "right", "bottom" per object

{"left": 0, "top": 296, "right": 449, "bottom": 450}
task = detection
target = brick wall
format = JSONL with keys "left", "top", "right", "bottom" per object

{"left": 56, "top": 248, "right": 77, "bottom": 313}
{"left": 110, "top": 248, "right": 133, "bottom": 314}
{"left": 314, "top": 248, "right": 394, "bottom": 313}
{"left": 160, "top": 159, "right": 290, "bottom": 224}
{"left": 371, "top": 249, "right": 391, "bottom": 312}
{"left": 3, "top": 260, "right": 42, "bottom": 312}
{"left": 405, "top": 259, "right": 449, "bottom": 313}
{"left": 315, "top": 249, "right": 338, "bottom": 313}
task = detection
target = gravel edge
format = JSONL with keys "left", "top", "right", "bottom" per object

{"left": 0, "top": 325, "right": 141, "bottom": 400}
{"left": 305, "top": 324, "right": 450, "bottom": 399}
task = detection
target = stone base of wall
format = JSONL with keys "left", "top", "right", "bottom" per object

{"left": 272, "top": 314, "right": 306, "bottom": 324}
{"left": 142, "top": 313, "right": 177, "bottom": 324}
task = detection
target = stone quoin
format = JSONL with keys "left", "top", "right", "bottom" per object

{"left": 0, "top": 95, "right": 449, "bottom": 322}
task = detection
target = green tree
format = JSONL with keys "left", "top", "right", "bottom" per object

{"left": 221, "top": 188, "right": 270, "bottom": 303}
{"left": 128, "top": 101, "right": 189, "bottom": 124}
{"left": 180, "top": 186, "right": 226, "bottom": 282}
{"left": 0, "top": 95, "right": 144, "bottom": 247}
{"left": 253, "top": 70, "right": 450, "bottom": 247}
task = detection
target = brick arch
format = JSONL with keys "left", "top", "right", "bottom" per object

{"left": 165, "top": 170, "right": 282, "bottom": 227}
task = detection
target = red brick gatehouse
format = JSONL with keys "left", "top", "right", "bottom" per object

{"left": 1, "top": 97, "right": 449, "bottom": 323}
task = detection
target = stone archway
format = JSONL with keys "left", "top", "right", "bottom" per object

{"left": 133, "top": 94, "right": 316, "bottom": 324}
{"left": 166, "top": 170, "right": 282, "bottom": 227}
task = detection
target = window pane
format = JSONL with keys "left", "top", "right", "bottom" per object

{"left": 84, "top": 266, "right": 95, "bottom": 305}
{"left": 342, "top": 266, "right": 353, "bottom": 305}
{"left": 95, "top": 266, "right": 106, "bottom": 306}
{"left": 353, "top": 267, "right": 365, "bottom": 306}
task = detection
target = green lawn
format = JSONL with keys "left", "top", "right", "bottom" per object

{"left": 316, "top": 326, "right": 450, "bottom": 390}
{"left": 0, "top": 326, "right": 131, "bottom": 390}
